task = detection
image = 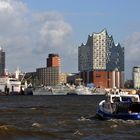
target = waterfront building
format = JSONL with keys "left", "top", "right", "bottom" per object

{"left": 36, "top": 67, "right": 59, "bottom": 87}
{"left": 35, "top": 54, "right": 61, "bottom": 86}
{"left": 133, "top": 66, "right": 140, "bottom": 89}
{"left": 46, "top": 53, "right": 60, "bottom": 86}
{"left": 78, "top": 29, "right": 124, "bottom": 88}
{"left": 0, "top": 47, "right": 5, "bottom": 76}
{"left": 27, "top": 54, "right": 61, "bottom": 87}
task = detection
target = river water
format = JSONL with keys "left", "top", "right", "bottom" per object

{"left": 0, "top": 95, "right": 140, "bottom": 140}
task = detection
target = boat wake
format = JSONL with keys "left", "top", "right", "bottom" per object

{"left": 108, "top": 119, "right": 140, "bottom": 125}
{"left": 78, "top": 114, "right": 140, "bottom": 125}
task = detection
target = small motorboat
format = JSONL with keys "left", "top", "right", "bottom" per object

{"left": 96, "top": 93, "right": 140, "bottom": 120}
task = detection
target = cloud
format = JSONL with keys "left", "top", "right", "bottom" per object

{"left": 0, "top": 0, "right": 76, "bottom": 73}
{"left": 0, "top": 0, "right": 27, "bottom": 14}
{"left": 123, "top": 32, "right": 140, "bottom": 79}
{"left": 34, "top": 12, "right": 72, "bottom": 53}
{"left": 40, "top": 20, "right": 72, "bottom": 48}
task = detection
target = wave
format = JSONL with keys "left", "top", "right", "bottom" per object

{"left": 0, "top": 124, "right": 65, "bottom": 139}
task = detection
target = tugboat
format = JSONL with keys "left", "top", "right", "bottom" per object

{"left": 96, "top": 93, "right": 140, "bottom": 120}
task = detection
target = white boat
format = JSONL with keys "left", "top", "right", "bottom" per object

{"left": 96, "top": 93, "right": 140, "bottom": 120}
{"left": 90, "top": 87, "right": 106, "bottom": 95}
{"left": 0, "top": 77, "right": 22, "bottom": 95}
{"left": 33, "top": 83, "right": 106, "bottom": 96}
{"left": 33, "top": 86, "right": 53, "bottom": 95}
{"left": 33, "top": 84, "right": 72, "bottom": 95}
{"left": 74, "top": 85, "right": 93, "bottom": 95}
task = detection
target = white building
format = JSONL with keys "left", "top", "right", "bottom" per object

{"left": 133, "top": 66, "right": 140, "bottom": 89}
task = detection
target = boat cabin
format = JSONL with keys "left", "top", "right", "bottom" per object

{"left": 105, "top": 94, "right": 140, "bottom": 114}
{"left": 107, "top": 94, "right": 140, "bottom": 103}
{"left": 97, "top": 93, "right": 140, "bottom": 120}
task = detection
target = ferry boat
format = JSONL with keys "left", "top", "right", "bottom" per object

{"left": 0, "top": 77, "right": 22, "bottom": 95}
{"left": 96, "top": 93, "right": 140, "bottom": 120}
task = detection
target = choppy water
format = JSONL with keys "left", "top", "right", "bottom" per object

{"left": 0, "top": 95, "right": 140, "bottom": 140}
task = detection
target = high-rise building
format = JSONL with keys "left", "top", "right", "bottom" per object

{"left": 36, "top": 54, "right": 61, "bottom": 86}
{"left": 47, "top": 54, "right": 61, "bottom": 68}
{"left": 78, "top": 29, "right": 124, "bottom": 88}
{"left": 133, "top": 66, "right": 140, "bottom": 89}
{"left": 0, "top": 47, "right": 5, "bottom": 76}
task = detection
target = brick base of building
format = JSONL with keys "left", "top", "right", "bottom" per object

{"left": 80, "top": 70, "right": 124, "bottom": 88}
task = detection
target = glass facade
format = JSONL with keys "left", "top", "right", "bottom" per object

{"left": 78, "top": 29, "right": 124, "bottom": 72}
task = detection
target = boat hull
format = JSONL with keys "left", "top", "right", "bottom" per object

{"left": 97, "top": 109, "right": 140, "bottom": 120}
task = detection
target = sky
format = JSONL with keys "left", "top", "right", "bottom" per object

{"left": 0, "top": 0, "right": 140, "bottom": 80}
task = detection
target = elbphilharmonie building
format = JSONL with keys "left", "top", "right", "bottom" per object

{"left": 78, "top": 29, "right": 124, "bottom": 88}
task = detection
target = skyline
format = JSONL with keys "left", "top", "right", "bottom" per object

{"left": 0, "top": 0, "right": 140, "bottom": 79}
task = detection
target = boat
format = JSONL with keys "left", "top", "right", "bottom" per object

{"left": 96, "top": 93, "right": 140, "bottom": 120}
{"left": 33, "top": 84, "right": 72, "bottom": 95}
{"left": 52, "top": 84, "right": 72, "bottom": 95}
{"left": 0, "top": 77, "right": 23, "bottom": 95}
{"left": 74, "top": 85, "right": 93, "bottom": 95}
{"left": 33, "top": 84, "right": 104, "bottom": 96}
{"left": 33, "top": 86, "right": 53, "bottom": 95}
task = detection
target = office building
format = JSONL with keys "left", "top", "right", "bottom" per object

{"left": 78, "top": 29, "right": 124, "bottom": 88}
{"left": 36, "top": 54, "right": 61, "bottom": 86}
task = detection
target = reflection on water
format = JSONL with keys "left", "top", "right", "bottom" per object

{"left": 0, "top": 95, "right": 140, "bottom": 140}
